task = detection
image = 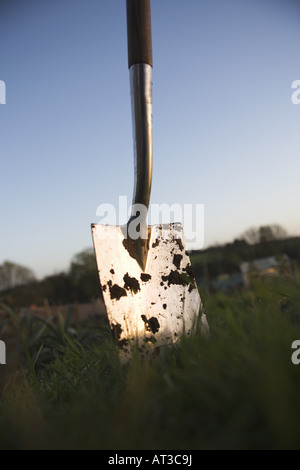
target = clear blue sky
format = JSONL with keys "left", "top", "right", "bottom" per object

{"left": 1, "top": 0, "right": 300, "bottom": 279}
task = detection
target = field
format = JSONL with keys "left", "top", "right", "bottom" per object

{"left": 1, "top": 275, "right": 300, "bottom": 450}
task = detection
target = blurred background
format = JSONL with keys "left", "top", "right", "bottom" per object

{"left": 1, "top": 0, "right": 300, "bottom": 281}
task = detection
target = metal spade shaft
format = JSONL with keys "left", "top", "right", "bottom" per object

{"left": 126, "top": 0, "right": 153, "bottom": 271}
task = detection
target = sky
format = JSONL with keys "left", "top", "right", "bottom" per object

{"left": 1, "top": 0, "right": 300, "bottom": 279}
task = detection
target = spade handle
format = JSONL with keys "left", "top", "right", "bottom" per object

{"left": 126, "top": 0, "right": 153, "bottom": 68}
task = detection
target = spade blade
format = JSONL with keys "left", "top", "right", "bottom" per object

{"left": 92, "top": 222, "right": 205, "bottom": 361}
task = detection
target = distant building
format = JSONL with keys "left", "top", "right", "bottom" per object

{"left": 240, "top": 255, "right": 291, "bottom": 286}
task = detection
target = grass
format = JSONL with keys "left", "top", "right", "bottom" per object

{"left": 1, "top": 275, "right": 300, "bottom": 449}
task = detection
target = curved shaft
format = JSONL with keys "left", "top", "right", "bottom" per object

{"left": 129, "top": 63, "right": 153, "bottom": 218}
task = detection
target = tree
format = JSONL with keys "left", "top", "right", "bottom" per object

{"left": 0, "top": 261, "right": 36, "bottom": 291}
{"left": 69, "top": 248, "right": 102, "bottom": 302}
{"left": 241, "top": 224, "right": 288, "bottom": 245}
{"left": 266, "top": 224, "right": 288, "bottom": 241}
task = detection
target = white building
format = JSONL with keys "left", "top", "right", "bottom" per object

{"left": 240, "top": 255, "right": 290, "bottom": 286}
